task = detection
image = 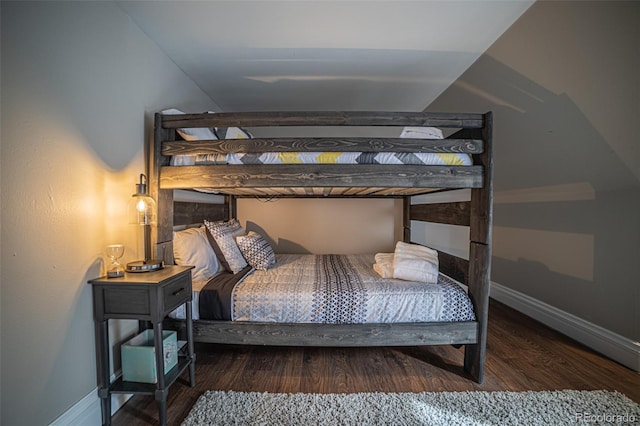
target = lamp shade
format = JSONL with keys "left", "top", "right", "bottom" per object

{"left": 130, "top": 194, "right": 157, "bottom": 225}
{"left": 129, "top": 174, "right": 157, "bottom": 225}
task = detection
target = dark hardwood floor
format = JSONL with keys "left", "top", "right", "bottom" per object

{"left": 112, "top": 299, "right": 640, "bottom": 425}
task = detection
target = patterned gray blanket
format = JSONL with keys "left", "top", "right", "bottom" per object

{"left": 232, "top": 254, "right": 475, "bottom": 324}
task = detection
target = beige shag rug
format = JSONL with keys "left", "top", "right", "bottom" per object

{"left": 182, "top": 390, "right": 639, "bottom": 425}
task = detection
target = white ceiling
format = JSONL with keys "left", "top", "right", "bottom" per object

{"left": 117, "top": 1, "right": 533, "bottom": 112}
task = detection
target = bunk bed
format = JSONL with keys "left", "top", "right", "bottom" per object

{"left": 152, "top": 110, "right": 493, "bottom": 383}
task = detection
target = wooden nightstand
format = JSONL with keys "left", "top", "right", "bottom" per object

{"left": 89, "top": 265, "right": 195, "bottom": 426}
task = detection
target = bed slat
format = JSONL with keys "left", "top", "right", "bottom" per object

{"left": 160, "top": 164, "right": 483, "bottom": 190}
{"left": 161, "top": 111, "right": 484, "bottom": 129}
{"left": 162, "top": 138, "right": 483, "bottom": 155}
{"left": 163, "top": 320, "right": 478, "bottom": 347}
{"left": 174, "top": 201, "right": 228, "bottom": 227}
{"left": 410, "top": 202, "right": 471, "bottom": 226}
{"left": 436, "top": 250, "right": 470, "bottom": 285}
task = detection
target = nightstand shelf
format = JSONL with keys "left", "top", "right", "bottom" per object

{"left": 89, "top": 265, "right": 195, "bottom": 426}
{"left": 109, "top": 356, "right": 192, "bottom": 395}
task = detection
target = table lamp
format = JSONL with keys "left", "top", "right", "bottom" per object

{"left": 126, "top": 173, "right": 164, "bottom": 272}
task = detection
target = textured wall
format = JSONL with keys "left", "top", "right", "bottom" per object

{"left": 424, "top": 1, "right": 639, "bottom": 341}
{"left": 0, "top": 2, "right": 217, "bottom": 424}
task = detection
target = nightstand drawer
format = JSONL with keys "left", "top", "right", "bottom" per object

{"left": 163, "top": 274, "right": 191, "bottom": 312}
{"left": 104, "top": 287, "right": 150, "bottom": 315}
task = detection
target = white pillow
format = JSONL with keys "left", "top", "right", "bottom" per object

{"left": 216, "top": 126, "right": 253, "bottom": 140}
{"left": 162, "top": 108, "right": 218, "bottom": 141}
{"left": 173, "top": 226, "right": 221, "bottom": 282}
{"left": 400, "top": 127, "right": 444, "bottom": 139}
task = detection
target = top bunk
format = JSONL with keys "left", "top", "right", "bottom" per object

{"left": 153, "top": 110, "right": 492, "bottom": 197}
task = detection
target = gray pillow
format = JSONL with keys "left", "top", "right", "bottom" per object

{"left": 204, "top": 219, "right": 248, "bottom": 274}
{"left": 236, "top": 231, "right": 276, "bottom": 271}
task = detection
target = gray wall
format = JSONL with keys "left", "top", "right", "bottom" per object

{"left": 0, "top": 2, "right": 217, "bottom": 424}
{"left": 424, "top": 1, "right": 639, "bottom": 341}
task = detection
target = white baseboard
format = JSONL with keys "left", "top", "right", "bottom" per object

{"left": 49, "top": 374, "right": 131, "bottom": 426}
{"left": 490, "top": 281, "right": 640, "bottom": 373}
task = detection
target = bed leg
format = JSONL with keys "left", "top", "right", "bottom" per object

{"left": 464, "top": 343, "right": 485, "bottom": 384}
{"left": 465, "top": 241, "right": 490, "bottom": 384}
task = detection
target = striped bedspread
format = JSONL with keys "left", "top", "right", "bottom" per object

{"left": 232, "top": 254, "right": 476, "bottom": 324}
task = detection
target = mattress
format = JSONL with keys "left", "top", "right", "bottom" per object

{"left": 168, "top": 123, "right": 473, "bottom": 167}
{"left": 170, "top": 254, "right": 475, "bottom": 324}
{"left": 170, "top": 151, "right": 472, "bottom": 166}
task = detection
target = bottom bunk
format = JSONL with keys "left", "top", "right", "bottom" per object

{"left": 162, "top": 222, "right": 486, "bottom": 383}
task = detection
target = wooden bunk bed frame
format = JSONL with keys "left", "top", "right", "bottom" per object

{"left": 152, "top": 111, "right": 493, "bottom": 383}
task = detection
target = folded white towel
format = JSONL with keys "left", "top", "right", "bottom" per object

{"left": 375, "top": 252, "right": 393, "bottom": 265}
{"left": 373, "top": 263, "right": 392, "bottom": 278}
{"left": 393, "top": 241, "right": 439, "bottom": 283}
{"left": 373, "top": 253, "right": 394, "bottom": 278}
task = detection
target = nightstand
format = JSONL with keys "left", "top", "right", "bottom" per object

{"left": 89, "top": 265, "right": 195, "bottom": 426}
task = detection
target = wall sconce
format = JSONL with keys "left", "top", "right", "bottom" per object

{"left": 125, "top": 173, "right": 164, "bottom": 273}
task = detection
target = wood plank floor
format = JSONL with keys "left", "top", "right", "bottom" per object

{"left": 112, "top": 300, "right": 639, "bottom": 425}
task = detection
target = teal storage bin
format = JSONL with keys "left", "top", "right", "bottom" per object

{"left": 121, "top": 330, "right": 178, "bottom": 383}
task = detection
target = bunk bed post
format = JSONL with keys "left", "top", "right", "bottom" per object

{"left": 151, "top": 112, "right": 175, "bottom": 265}
{"left": 402, "top": 196, "right": 411, "bottom": 242}
{"left": 464, "top": 111, "right": 494, "bottom": 383}
{"left": 226, "top": 195, "right": 237, "bottom": 220}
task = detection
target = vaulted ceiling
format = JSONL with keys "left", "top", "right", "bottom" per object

{"left": 117, "top": 1, "right": 533, "bottom": 112}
